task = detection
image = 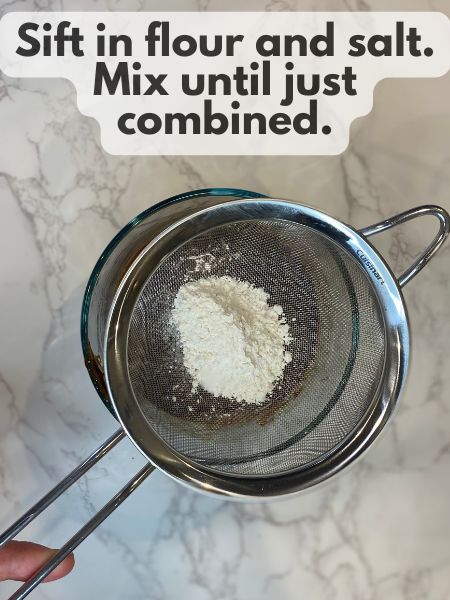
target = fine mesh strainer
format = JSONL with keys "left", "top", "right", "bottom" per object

{"left": 124, "top": 215, "right": 385, "bottom": 478}
{"left": 2, "top": 189, "right": 449, "bottom": 598}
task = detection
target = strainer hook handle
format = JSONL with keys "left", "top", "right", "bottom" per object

{"left": 359, "top": 205, "right": 450, "bottom": 287}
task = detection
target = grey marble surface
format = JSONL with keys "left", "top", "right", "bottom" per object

{"left": 1, "top": 0, "right": 450, "bottom": 598}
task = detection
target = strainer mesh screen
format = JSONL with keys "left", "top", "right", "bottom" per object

{"left": 127, "top": 220, "right": 386, "bottom": 477}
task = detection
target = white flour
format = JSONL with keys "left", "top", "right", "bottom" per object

{"left": 171, "top": 276, "right": 292, "bottom": 404}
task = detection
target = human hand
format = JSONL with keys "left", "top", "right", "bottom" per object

{"left": 0, "top": 541, "right": 74, "bottom": 582}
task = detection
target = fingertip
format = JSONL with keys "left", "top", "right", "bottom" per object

{"left": 43, "top": 551, "right": 75, "bottom": 582}
{"left": 0, "top": 541, "right": 75, "bottom": 583}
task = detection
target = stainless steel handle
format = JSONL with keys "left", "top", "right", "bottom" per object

{"left": 9, "top": 464, "right": 155, "bottom": 600}
{"left": 0, "top": 429, "right": 155, "bottom": 599}
{"left": 360, "top": 205, "right": 450, "bottom": 287}
{"left": 0, "top": 429, "right": 125, "bottom": 548}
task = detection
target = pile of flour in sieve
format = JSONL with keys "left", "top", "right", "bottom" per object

{"left": 171, "top": 276, "right": 292, "bottom": 404}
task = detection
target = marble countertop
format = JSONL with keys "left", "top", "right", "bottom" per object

{"left": 1, "top": 0, "right": 450, "bottom": 598}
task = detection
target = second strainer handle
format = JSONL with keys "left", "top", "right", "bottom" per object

{"left": 359, "top": 205, "right": 450, "bottom": 288}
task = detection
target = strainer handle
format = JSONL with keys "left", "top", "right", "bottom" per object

{"left": 0, "top": 429, "right": 155, "bottom": 599}
{"left": 8, "top": 464, "right": 155, "bottom": 600}
{"left": 359, "top": 205, "right": 450, "bottom": 287}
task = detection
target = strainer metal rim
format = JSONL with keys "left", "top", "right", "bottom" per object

{"left": 104, "top": 199, "right": 409, "bottom": 499}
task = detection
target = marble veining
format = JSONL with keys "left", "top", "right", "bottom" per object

{"left": 1, "top": 0, "right": 450, "bottom": 598}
